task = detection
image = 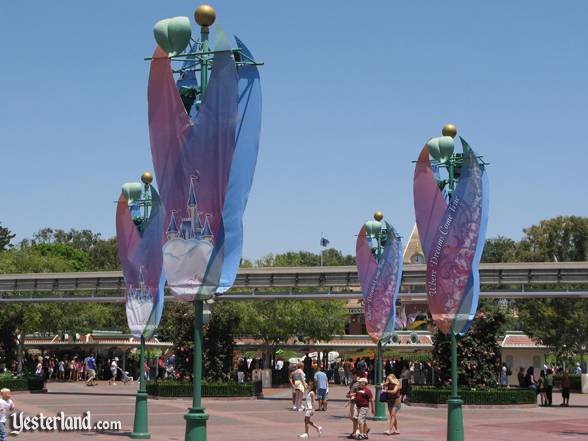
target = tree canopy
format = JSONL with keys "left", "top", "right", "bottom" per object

{"left": 0, "top": 223, "right": 15, "bottom": 252}
{"left": 0, "top": 227, "right": 124, "bottom": 371}
{"left": 482, "top": 216, "right": 588, "bottom": 263}
{"left": 232, "top": 299, "right": 347, "bottom": 367}
{"left": 255, "top": 248, "right": 355, "bottom": 267}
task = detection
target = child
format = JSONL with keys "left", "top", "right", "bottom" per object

{"left": 298, "top": 382, "right": 323, "bottom": 438}
{"left": 353, "top": 378, "right": 374, "bottom": 440}
{"left": 0, "top": 388, "right": 15, "bottom": 441}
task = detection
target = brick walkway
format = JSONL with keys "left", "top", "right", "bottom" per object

{"left": 7, "top": 381, "right": 588, "bottom": 440}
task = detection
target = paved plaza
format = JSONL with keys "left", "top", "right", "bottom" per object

{"left": 6, "top": 382, "right": 588, "bottom": 441}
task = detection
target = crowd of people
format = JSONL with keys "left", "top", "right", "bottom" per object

{"left": 235, "top": 353, "right": 432, "bottom": 391}
{"left": 284, "top": 355, "right": 413, "bottom": 440}
{"left": 514, "top": 364, "right": 579, "bottom": 407}
{"left": 13, "top": 352, "right": 177, "bottom": 385}
{"left": 238, "top": 353, "right": 582, "bottom": 439}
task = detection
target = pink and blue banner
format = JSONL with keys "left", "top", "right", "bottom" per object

{"left": 356, "top": 222, "right": 403, "bottom": 343}
{"left": 116, "top": 183, "right": 165, "bottom": 339}
{"left": 148, "top": 33, "right": 261, "bottom": 300}
{"left": 413, "top": 139, "right": 489, "bottom": 335}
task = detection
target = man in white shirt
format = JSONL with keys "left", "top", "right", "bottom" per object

{"left": 0, "top": 388, "right": 15, "bottom": 441}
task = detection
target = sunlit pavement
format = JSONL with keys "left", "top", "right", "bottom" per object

{"left": 8, "top": 381, "right": 588, "bottom": 441}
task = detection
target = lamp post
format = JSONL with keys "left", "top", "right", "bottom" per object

{"left": 147, "top": 4, "right": 262, "bottom": 439}
{"left": 414, "top": 120, "right": 488, "bottom": 441}
{"left": 364, "top": 211, "right": 388, "bottom": 421}
{"left": 130, "top": 172, "right": 155, "bottom": 440}
{"left": 182, "top": 6, "right": 215, "bottom": 441}
{"left": 430, "top": 124, "right": 463, "bottom": 441}
{"left": 131, "top": 335, "right": 149, "bottom": 439}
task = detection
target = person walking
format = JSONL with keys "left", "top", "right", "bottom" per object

{"left": 290, "top": 363, "right": 306, "bottom": 411}
{"left": 338, "top": 363, "right": 345, "bottom": 385}
{"left": 109, "top": 357, "right": 119, "bottom": 385}
{"left": 537, "top": 370, "right": 547, "bottom": 406}
{"left": 382, "top": 374, "right": 401, "bottom": 436}
{"left": 85, "top": 354, "right": 97, "bottom": 386}
{"left": 561, "top": 371, "right": 571, "bottom": 407}
{"left": 352, "top": 378, "right": 374, "bottom": 440}
{"left": 545, "top": 368, "right": 553, "bottom": 406}
{"left": 314, "top": 365, "right": 329, "bottom": 411}
{"left": 0, "top": 388, "right": 15, "bottom": 441}
{"left": 343, "top": 359, "right": 352, "bottom": 385}
{"left": 356, "top": 358, "right": 367, "bottom": 378}
{"left": 298, "top": 382, "right": 323, "bottom": 439}
{"left": 346, "top": 375, "right": 360, "bottom": 439}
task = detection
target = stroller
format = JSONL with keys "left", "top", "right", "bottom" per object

{"left": 117, "top": 367, "right": 134, "bottom": 384}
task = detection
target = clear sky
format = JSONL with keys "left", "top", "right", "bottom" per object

{"left": 1, "top": 1, "right": 586, "bottom": 261}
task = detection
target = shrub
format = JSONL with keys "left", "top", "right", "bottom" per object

{"left": 146, "top": 381, "right": 261, "bottom": 398}
{"left": 0, "top": 376, "right": 45, "bottom": 392}
{"left": 408, "top": 386, "right": 536, "bottom": 405}
{"left": 553, "top": 375, "right": 581, "bottom": 391}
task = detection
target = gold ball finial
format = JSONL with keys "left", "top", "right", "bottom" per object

{"left": 195, "top": 4, "right": 216, "bottom": 27}
{"left": 141, "top": 172, "right": 153, "bottom": 185}
{"left": 442, "top": 124, "right": 457, "bottom": 138}
{"left": 374, "top": 211, "right": 384, "bottom": 222}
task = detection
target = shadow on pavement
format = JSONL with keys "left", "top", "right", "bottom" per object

{"left": 46, "top": 391, "right": 135, "bottom": 397}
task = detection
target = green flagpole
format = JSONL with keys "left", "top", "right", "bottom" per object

{"left": 372, "top": 341, "right": 387, "bottom": 420}
{"left": 131, "top": 335, "right": 150, "bottom": 439}
{"left": 447, "top": 331, "right": 464, "bottom": 441}
{"left": 184, "top": 299, "right": 208, "bottom": 441}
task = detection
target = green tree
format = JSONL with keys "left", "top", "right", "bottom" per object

{"left": 518, "top": 298, "right": 588, "bottom": 366}
{"left": 512, "top": 216, "right": 588, "bottom": 369}
{"left": 88, "top": 237, "right": 120, "bottom": 270}
{"left": 0, "top": 228, "right": 124, "bottom": 372}
{"left": 255, "top": 248, "right": 355, "bottom": 267}
{"left": 157, "top": 303, "right": 194, "bottom": 379}
{"left": 432, "top": 309, "right": 505, "bottom": 387}
{"left": 158, "top": 301, "right": 242, "bottom": 381}
{"left": 481, "top": 236, "right": 517, "bottom": 263}
{"left": 515, "top": 216, "right": 588, "bottom": 262}
{"left": 234, "top": 300, "right": 347, "bottom": 368}
{"left": 202, "top": 302, "right": 241, "bottom": 381}
{"left": 31, "top": 228, "right": 120, "bottom": 270}
{"left": 0, "top": 223, "right": 15, "bottom": 251}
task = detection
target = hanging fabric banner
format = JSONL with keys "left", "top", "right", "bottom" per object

{"left": 356, "top": 222, "right": 403, "bottom": 343}
{"left": 116, "top": 182, "right": 165, "bottom": 340}
{"left": 148, "top": 32, "right": 261, "bottom": 300}
{"left": 413, "top": 138, "right": 489, "bottom": 335}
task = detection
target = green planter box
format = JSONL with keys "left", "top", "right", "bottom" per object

{"left": 0, "top": 376, "right": 45, "bottom": 392}
{"left": 408, "top": 386, "right": 536, "bottom": 405}
{"left": 146, "top": 381, "right": 262, "bottom": 398}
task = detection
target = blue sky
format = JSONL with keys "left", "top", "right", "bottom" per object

{"left": 1, "top": 1, "right": 586, "bottom": 260}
